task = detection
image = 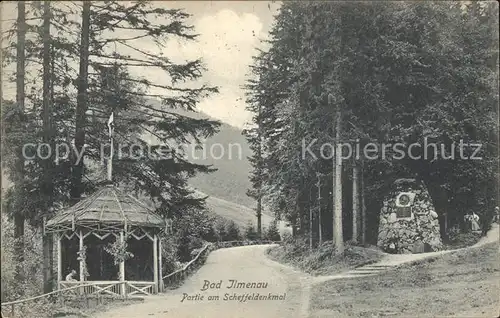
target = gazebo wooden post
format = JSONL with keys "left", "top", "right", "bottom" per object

{"left": 119, "top": 231, "right": 126, "bottom": 296}
{"left": 153, "top": 234, "right": 158, "bottom": 293}
{"left": 79, "top": 229, "right": 84, "bottom": 281}
{"left": 158, "top": 236, "right": 163, "bottom": 292}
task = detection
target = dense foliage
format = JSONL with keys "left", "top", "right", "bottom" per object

{"left": 245, "top": 2, "right": 498, "bottom": 245}
{"left": 2, "top": 0, "right": 221, "bottom": 300}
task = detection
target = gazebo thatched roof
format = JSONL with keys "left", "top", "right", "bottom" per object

{"left": 46, "top": 185, "right": 165, "bottom": 232}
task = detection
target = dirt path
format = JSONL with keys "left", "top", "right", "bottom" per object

{"left": 94, "top": 245, "right": 311, "bottom": 318}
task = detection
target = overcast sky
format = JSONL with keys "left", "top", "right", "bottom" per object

{"left": 1, "top": 1, "right": 281, "bottom": 129}
{"left": 143, "top": 1, "right": 281, "bottom": 128}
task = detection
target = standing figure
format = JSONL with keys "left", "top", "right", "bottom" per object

{"left": 493, "top": 207, "right": 499, "bottom": 223}
{"left": 464, "top": 213, "right": 472, "bottom": 231}
{"left": 470, "top": 212, "right": 481, "bottom": 232}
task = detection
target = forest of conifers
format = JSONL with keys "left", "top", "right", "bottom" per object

{"left": 243, "top": 2, "right": 498, "bottom": 249}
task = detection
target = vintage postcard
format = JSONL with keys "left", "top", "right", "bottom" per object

{"left": 1, "top": 1, "right": 498, "bottom": 317}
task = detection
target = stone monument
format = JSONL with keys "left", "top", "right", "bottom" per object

{"left": 377, "top": 178, "right": 442, "bottom": 254}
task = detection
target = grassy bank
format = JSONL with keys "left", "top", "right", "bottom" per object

{"left": 310, "top": 242, "right": 500, "bottom": 317}
{"left": 0, "top": 296, "right": 143, "bottom": 318}
{"left": 442, "top": 230, "right": 482, "bottom": 250}
{"left": 53, "top": 298, "right": 143, "bottom": 318}
{"left": 267, "top": 239, "right": 385, "bottom": 276}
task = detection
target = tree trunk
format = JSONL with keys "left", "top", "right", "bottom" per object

{"left": 42, "top": 234, "right": 53, "bottom": 292}
{"left": 360, "top": 161, "right": 367, "bottom": 245}
{"left": 329, "top": 89, "right": 344, "bottom": 254}
{"left": 256, "top": 194, "right": 262, "bottom": 238}
{"left": 290, "top": 206, "right": 297, "bottom": 237}
{"left": 71, "top": 1, "right": 91, "bottom": 201}
{"left": 256, "top": 104, "right": 263, "bottom": 239}
{"left": 333, "top": 107, "right": 344, "bottom": 253}
{"left": 333, "top": 5, "right": 345, "bottom": 254}
{"left": 14, "top": 0, "right": 27, "bottom": 286}
{"left": 317, "top": 174, "right": 323, "bottom": 245}
{"left": 309, "top": 187, "right": 313, "bottom": 251}
{"left": 352, "top": 164, "right": 360, "bottom": 243}
{"left": 297, "top": 190, "right": 305, "bottom": 236}
{"left": 42, "top": 0, "right": 54, "bottom": 293}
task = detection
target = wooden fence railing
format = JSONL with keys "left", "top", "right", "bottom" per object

{"left": 0, "top": 280, "right": 151, "bottom": 318}
{"left": 214, "top": 240, "right": 280, "bottom": 249}
{"left": 161, "top": 244, "right": 211, "bottom": 291}
{"left": 161, "top": 240, "right": 280, "bottom": 291}
{"left": 1, "top": 282, "right": 104, "bottom": 318}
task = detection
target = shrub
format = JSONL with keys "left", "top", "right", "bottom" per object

{"left": 444, "top": 227, "right": 482, "bottom": 249}
{"left": 1, "top": 214, "right": 45, "bottom": 302}
{"left": 267, "top": 235, "right": 384, "bottom": 275}
{"left": 160, "top": 235, "right": 179, "bottom": 275}
{"left": 264, "top": 220, "right": 281, "bottom": 241}
{"left": 281, "top": 231, "right": 293, "bottom": 243}
{"left": 203, "top": 225, "right": 218, "bottom": 242}
{"left": 244, "top": 223, "right": 259, "bottom": 240}
{"left": 171, "top": 207, "right": 216, "bottom": 262}
{"left": 225, "top": 220, "right": 241, "bottom": 241}
{"left": 215, "top": 220, "right": 227, "bottom": 241}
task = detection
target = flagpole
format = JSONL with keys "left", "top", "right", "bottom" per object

{"left": 107, "top": 112, "right": 114, "bottom": 182}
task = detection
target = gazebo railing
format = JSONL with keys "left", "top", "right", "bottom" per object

{"left": 59, "top": 281, "right": 155, "bottom": 297}
{"left": 125, "top": 281, "right": 155, "bottom": 296}
{"left": 59, "top": 281, "right": 123, "bottom": 297}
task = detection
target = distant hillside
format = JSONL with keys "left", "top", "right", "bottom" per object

{"left": 137, "top": 100, "right": 287, "bottom": 230}
{"left": 188, "top": 121, "right": 254, "bottom": 208}
{"left": 143, "top": 100, "right": 255, "bottom": 208}
{"left": 136, "top": 188, "right": 289, "bottom": 234}
{"left": 196, "top": 190, "right": 290, "bottom": 235}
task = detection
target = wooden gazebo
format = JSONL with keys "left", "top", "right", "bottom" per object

{"left": 45, "top": 184, "right": 166, "bottom": 296}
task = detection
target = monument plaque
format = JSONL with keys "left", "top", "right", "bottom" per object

{"left": 378, "top": 179, "right": 443, "bottom": 254}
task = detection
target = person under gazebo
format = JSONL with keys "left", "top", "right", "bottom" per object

{"left": 65, "top": 270, "right": 77, "bottom": 282}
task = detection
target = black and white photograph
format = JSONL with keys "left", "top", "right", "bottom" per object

{"left": 0, "top": 1, "right": 499, "bottom": 317}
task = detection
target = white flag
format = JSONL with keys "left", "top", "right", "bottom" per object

{"left": 107, "top": 112, "right": 114, "bottom": 137}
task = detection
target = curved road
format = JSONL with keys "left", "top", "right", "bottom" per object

{"left": 94, "top": 225, "right": 499, "bottom": 318}
{"left": 95, "top": 245, "right": 311, "bottom": 318}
